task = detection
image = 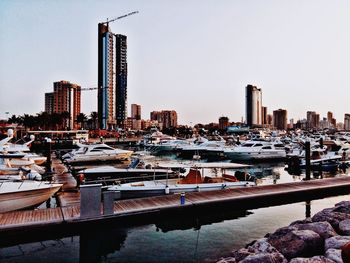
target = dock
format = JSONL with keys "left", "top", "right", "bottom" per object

{"left": 1, "top": 175, "right": 350, "bottom": 246}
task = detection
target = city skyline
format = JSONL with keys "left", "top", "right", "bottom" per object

{"left": 1, "top": 0, "right": 350, "bottom": 124}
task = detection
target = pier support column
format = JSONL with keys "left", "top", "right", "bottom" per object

{"left": 80, "top": 184, "right": 102, "bottom": 218}
{"left": 305, "top": 141, "right": 311, "bottom": 181}
{"left": 103, "top": 191, "right": 115, "bottom": 216}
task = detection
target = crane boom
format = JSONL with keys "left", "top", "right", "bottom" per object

{"left": 102, "top": 11, "right": 139, "bottom": 25}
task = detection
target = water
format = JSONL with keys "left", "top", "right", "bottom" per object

{"left": 1, "top": 156, "right": 350, "bottom": 263}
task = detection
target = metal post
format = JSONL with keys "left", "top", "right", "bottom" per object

{"left": 180, "top": 192, "right": 185, "bottom": 205}
{"left": 80, "top": 184, "right": 102, "bottom": 218}
{"left": 305, "top": 141, "right": 311, "bottom": 180}
{"left": 103, "top": 191, "right": 115, "bottom": 216}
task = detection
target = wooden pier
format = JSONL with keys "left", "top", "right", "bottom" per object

{"left": 1, "top": 175, "right": 350, "bottom": 246}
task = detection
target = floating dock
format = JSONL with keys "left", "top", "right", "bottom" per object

{"left": 1, "top": 175, "right": 350, "bottom": 246}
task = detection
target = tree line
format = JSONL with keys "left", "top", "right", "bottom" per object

{"left": 7, "top": 111, "right": 98, "bottom": 130}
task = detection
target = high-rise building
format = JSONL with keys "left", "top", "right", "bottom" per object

{"left": 98, "top": 23, "right": 115, "bottom": 130}
{"left": 306, "top": 111, "right": 319, "bottom": 130}
{"left": 131, "top": 104, "right": 141, "bottom": 120}
{"left": 115, "top": 34, "right": 128, "bottom": 127}
{"left": 273, "top": 109, "right": 288, "bottom": 130}
{"left": 45, "top": 92, "right": 54, "bottom": 114}
{"left": 131, "top": 104, "right": 141, "bottom": 130}
{"left": 219, "top": 116, "right": 229, "bottom": 130}
{"left": 262, "top": 106, "right": 268, "bottom": 125}
{"left": 150, "top": 110, "right": 178, "bottom": 130}
{"left": 245, "top": 85, "right": 262, "bottom": 126}
{"left": 344, "top": 114, "right": 350, "bottom": 130}
{"left": 98, "top": 24, "right": 128, "bottom": 129}
{"left": 53, "top": 80, "right": 81, "bottom": 129}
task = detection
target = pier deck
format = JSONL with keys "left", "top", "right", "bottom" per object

{"left": 1, "top": 175, "right": 350, "bottom": 245}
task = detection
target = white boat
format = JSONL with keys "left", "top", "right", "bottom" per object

{"left": 107, "top": 162, "right": 255, "bottom": 199}
{"left": 224, "top": 141, "right": 286, "bottom": 161}
{"left": 0, "top": 180, "right": 62, "bottom": 213}
{"left": 62, "top": 143, "right": 133, "bottom": 164}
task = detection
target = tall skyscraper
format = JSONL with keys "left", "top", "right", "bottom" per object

{"left": 262, "top": 106, "right": 268, "bottom": 125}
{"left": 98, "top": 23, "right": 115, "bottom": 130}
{"left": 245, "top": 85, "right": 262, "bottom": 126}
{"left": 273, "top": 109, "right": 288, "bottom": 130}
{"left": 115, "top": 34, "right": 128, "bottom": 127}
{"left": 306, "top": 111, "right": 319, "bottom": 129}
{"left": 98, "top": 25, "right": 128, "bottom": 129}
{"left": 53, "top": 80, "right": 81, "bottom": 129}
{"left": 219, "top": 116, "right": 229, "bottom": 130}
{"left": 45, "top": 92, "right": 54, "bottom": 114}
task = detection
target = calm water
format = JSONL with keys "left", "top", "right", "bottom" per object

{"left": 1, "top": 157, "right": 350, "bottom": 263}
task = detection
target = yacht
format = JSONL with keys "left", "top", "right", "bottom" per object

{"left": 0, "top": 180, "right": 62, "bottom": 213}
{"left": 107, "top": 162, "right": 255, "bottom": 199}
{"left": 224, "top": 141, "right": 286, "bottom": 161}
{"left": 62, "top": 143, "right": 133, "bottom": 164}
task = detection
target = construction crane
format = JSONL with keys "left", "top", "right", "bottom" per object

{"left": 101, "top": 11, "right": 139, "bottom": 25}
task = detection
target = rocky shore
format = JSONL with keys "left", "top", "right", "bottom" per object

{"left": 217, "top": 201, "right": 350, "bottom": 263}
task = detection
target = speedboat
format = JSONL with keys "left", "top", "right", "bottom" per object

{"left": 107, "top": 162, "right": 255, "bottom": 199}
{"left": 0, "top": 180, "right": 62, "bottom": 213}
{"left": 62, "top": 143, "right": 133, "bottom": 164}
{"left": 224, "top": 141, "right": 286, "bottom": 161}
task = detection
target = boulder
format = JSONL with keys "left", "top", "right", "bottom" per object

{"left": 295, "top": 222, "right": 338, "bottom": 240}
{"left": 338, "top": 219, "right": 350, "bottom": 235}
{"left": 216, "top": 257, "right": 236, "bottom": 263}
{"left": 289, "top": 255, "right": 335, "bottom": 263}
{"left": 325, "top": 248, "right": 342, "bottom": 263}
{"left": 325, "top": 236, "right": 350, "bottom": 250}
{"left": 333, "top": 201, "right": 350, "bottom": 214}
{"left": 290, "top": 218, "right": 313, "bottom": 226}
{"left": 240, "top": 252, "right": 287, "bottom": 263}
{"left": 267, "top": 229, "right": 323, "bottom": 259}
{"left": 231, "top": 248, "right": 253, "bottom": 262}
{"left": 312, "top": 209, "right": 350, "bottom": 231}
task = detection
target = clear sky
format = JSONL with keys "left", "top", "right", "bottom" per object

{"left": 1, "top": 0, "right": 350, "bottom": 125}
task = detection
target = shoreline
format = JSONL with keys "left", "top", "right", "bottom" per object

{"left": 217, "top": 201, "right": 350, "bottom": 263}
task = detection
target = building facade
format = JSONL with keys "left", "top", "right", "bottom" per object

{"left": 344, "top": 114, "right": 350, "bottom": 130}
{"left": 115, "top": 34, "right": 128, "bottom": 127}
{"left": 98, "top": 23, "right": 128, "bottom": 129}
{"left": 131, "top": 104, "right": 141, "bottom": 130}
{"left": 44, "top": 92, "right": 54, "bottom": 114}
{"left": 306, "top": 111, "right": 319, "bottom": 130}
{"left": 219, "top": 116, "right": 229, "bottom": 130}
{"left": 150, "top": 110, "right": 178, "bottom": 130}
{"left": 273, "top": 109, "right": 288, "bottom": 130}
{"left": 53, "top": 80, "right": 81, "bottom": 129}
{"left": 98, "top": 23, "right": 115, "bottom": 130}
{"left": 246, "top": 84, "right": 262, "bottom": 126}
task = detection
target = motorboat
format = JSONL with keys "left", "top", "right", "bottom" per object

{"left": 224, "top": 141, "right": 286, "bottom": 161}
{"left": 62, "top": 143, "right": 133, "bottom": 164}
{"left": 107, "top": 162, "right": 255, "bottom": 199}
{"left": 177, "top": 138, "right": 227, "bottom": 159}
{"left": 0, "top": 180, "right": 62, "bottom": 213}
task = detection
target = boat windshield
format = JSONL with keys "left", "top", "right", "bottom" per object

{"left": 242, "top": 143, "right": 254, "bottom": 147}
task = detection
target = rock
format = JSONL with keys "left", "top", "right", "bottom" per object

{"left": 312, "top": 209, "right": 350, "bottom": 231}
{"left": 295, "top": 222, "right": 338, "bottom": 240}
{"left": 333, "top": 202, "right": 350, "bottom": 214}
{"left": 325, "top": 248, "right": 342, "bottom": 263}
{"left": 240, "top": 252, "right": 287, "bottom": 263}
{"left": 216, "top": 257, "right": 236, "bottom": 263}
{"left": 290, "top": 218, "right": 313, "bottom": 226}
{"left": 247, "top": 238, "right": 279, "bottom": 253}
{"left": 339, "top": 219, "right": 350, "bottom": 235}
{"left": 267, "top": 229, "right": 323, "bottom": 259}
{"left": 289, "top": 255, "right": 335, "bottom": 262}
{"left": 231, "top": 248, "right": 253, "bottom": 262}
{"left": 325, "top": 236, "right": 350, "bottom": 250}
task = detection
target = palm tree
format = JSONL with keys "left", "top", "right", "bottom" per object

{"left": 90, "top": 111, "right": 98, "bottom": 130}
{"left": 76, "top": 113, "right": 87, "bottom": 129}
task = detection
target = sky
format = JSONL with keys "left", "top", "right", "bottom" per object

{"left": 1, "top": 0, "right": 350, "bottom": 125}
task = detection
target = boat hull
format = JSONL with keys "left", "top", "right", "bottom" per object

{"left": 0, "top": 182, "right": 62, "bottom": 213}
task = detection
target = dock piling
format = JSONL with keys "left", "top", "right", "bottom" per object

{"left": 103, "top": 191, "right": 115, "bottom": 216}
{"left": 80, "top": 184, "right": 102, "bottom": 218}
{"left": 305, "top": 141, "right": 311, "bottom": 181}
